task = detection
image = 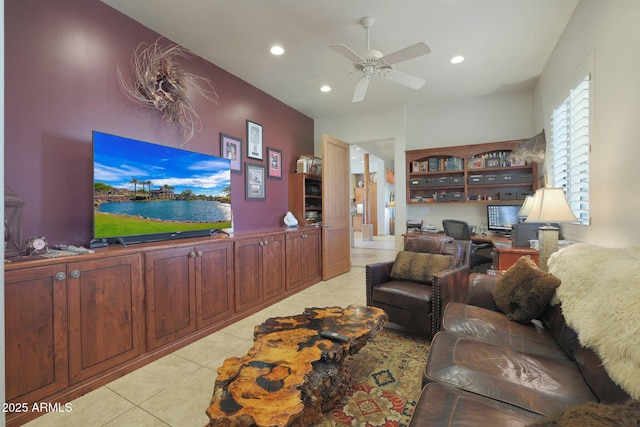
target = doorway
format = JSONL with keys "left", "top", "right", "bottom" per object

{"left": 349, "top": 141, "right": 396, "bottom": 267}
{"left": 349, "top": 143, "right": 395, "bottom": 234}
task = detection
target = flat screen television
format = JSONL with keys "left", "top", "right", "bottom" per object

{"left": 92, "top": 131, "right": 232, "bottom": 245}
{"left": 486, "top": 204, "right": 522, "bottom": 233}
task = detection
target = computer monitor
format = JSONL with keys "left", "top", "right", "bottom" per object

{"left": 487, "top": 204, "right": 522, "bottom": 233}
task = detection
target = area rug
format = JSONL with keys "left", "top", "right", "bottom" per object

{"left": 313, "top": 328, "right": 430, "bottom": 427}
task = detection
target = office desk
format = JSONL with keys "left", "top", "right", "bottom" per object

{"left": 487, "top": 236, "right": 539, "bottom": 270}
{"left": 403, "top": 233, "right": 539, "bottom": 270}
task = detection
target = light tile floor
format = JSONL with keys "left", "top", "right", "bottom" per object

{"left": 25, "top": 244, "right": 397, "bottom": 427}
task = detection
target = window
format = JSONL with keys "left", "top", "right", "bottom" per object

{"left": 549, "top": 72, "right": 591, "bottom": 225}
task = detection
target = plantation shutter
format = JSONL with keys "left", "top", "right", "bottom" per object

{"left": 550, "top": 73, "right": 591, "bottom": 225}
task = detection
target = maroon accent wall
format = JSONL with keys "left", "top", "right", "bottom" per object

{"left": 5, "top": 0, "right": 314, "bottom": 246}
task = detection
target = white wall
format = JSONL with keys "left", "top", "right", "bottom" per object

{"left": 406, "top": 90, "right": 534, "bottom": 150}
{"left": 534, "top": 0, "right": 640, "bottom": 246}
{"left": 405, "top": 90, "right": 534, "bottom": 231}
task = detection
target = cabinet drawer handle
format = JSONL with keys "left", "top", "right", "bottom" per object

{"left": 69, "top": 270, "right": 80, "bottom": 278}
{"left": 258, "top": 241, "right": 264, "bottom": 246}
{"left": 196, "top": 251, "right": 203, "bottom": 257}
{"left": 55, "top": 272, "right": 66, "bottom": 281}
{"left": 189, "top": 251, "right": 196, "bottom": 258}
{"left": 263, "top": 240, "right": 269, "bottom": 246}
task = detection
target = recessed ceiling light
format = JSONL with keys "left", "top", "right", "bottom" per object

{"left": 450, "top": 55, "right": 465, "bottom": 64}
{"left": 320, "top": 85, "right": 331, "bottom": 92}
{"left": 270, "top": 45, "right": 284, "bottom": 55}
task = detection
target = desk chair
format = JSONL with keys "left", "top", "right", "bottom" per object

{"left": 442, "top": 220, "right": 492, "bottom": 271}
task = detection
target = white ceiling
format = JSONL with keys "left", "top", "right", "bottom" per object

{"left": 101, "top": 0, "right": 579, "bottom": 168}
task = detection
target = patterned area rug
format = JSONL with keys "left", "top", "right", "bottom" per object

{"left": 313, "top": 328, "right": 430, "bottom": 427}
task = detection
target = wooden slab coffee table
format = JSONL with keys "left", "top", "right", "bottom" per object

{"left": 206, "top": 304, "right": 387, "bottom": 427}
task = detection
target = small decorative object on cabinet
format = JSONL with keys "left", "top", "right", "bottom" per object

{"left": 24, "top": 236, "right": 48, "bottom": 256}
{"left": 296, "top": 154, "right": 322, "bottom": 175}
{"left": 4, "top": 186, "right": 24, "bottom": 258}
{"left": 289, "top": 172, "right": 322, "bottom": 225}
{"left": 406, "top": 140, "right": 538, "bottom": 205}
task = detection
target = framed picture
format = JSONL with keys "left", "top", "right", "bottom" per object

{"left": 220, "top": 133, "right": 242, "bottom": 173}
{"left": 245, "top": 162, "right": 266, "bottom": 200}
{"left": 267, "top": 147, "right": 283, "bottom": 179}
{"left": 246, "top": 120, "right": 263, "bottom": 160}
{"left": 486, "top": 157, "right": 500, "bottom": 168}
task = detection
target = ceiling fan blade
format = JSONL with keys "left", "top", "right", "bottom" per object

{"left": 352, "top": 75, "right": 371, "bottom": 103}
{"left": 329, "top": 44, "right": 364, "bottom": 63}
{"left": 381, "top": 69, "right": 426, "bottom": 90}
{"left": 379, "top": 42, "right": 431, "bottom": 65}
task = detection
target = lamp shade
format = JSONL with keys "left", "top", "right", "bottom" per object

{"left": 517, "top": 195, "right": 536, "bottom": 218}
{"left": 525, "top": 188, "right": 577, "bottom": 224}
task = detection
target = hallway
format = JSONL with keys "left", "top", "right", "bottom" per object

{"left": 350, "top": 231, "right": 396, "bottom": 267}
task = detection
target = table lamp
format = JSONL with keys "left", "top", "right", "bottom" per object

{"left": 517, "top": 195, "right": 536, "bottom": 219}
{"left": 525, "top": 188, "right": 577, "bottom": 270}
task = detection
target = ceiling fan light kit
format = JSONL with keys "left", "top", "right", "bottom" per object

{"left": 329, "top": 16, "right": 431, "bottom": 103}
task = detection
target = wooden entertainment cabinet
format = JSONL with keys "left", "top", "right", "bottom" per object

{"left": 3, "top": 227, "right": 321, "bottom": 426}
{"left": 406, "top": 140, "right": 538, "bottom": 204}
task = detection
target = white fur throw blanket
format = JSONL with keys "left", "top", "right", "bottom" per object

{"left": 548, "top": 243, "right": 640, "bottom": 399}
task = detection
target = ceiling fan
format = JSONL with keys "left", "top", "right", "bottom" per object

{"left": 330, "top": 16, "right": 431, "bottom": 103}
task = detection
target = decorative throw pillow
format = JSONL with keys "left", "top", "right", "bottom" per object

{"left": 389, "top": 251, "right": 454, "bottom": 284}
{"left": 528, "top": 400, "right": 640, "bottom": 427}
{"left": 492, "top": 256, "right": 561, "bottom": 323}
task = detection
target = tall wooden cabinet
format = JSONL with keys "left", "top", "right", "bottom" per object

{"left": 288, "top": 173, "right": 322, "bottom": 224}
{"left": 406, "top": 140, "right": 538, "bottom": 205}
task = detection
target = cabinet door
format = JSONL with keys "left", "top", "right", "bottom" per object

{"left": 302, "top": 228, "right": 322, "bottom": 284}
{"left": 262, "top": 233, "right": 285, "bottom": 300}
{"left": 5, "top": 265, "right": 68, "bottom": 402}
{"left": 285, "top": 230, "right": 304, "bottom": 290}
{"left": 67, "top": 254, "right": 143, "bottom": 384}
{"left": 196, "top": 241, "right": 235, "bottom": 328}
{"left": 234, "top": 237, "right": 263, "bottom": 311}
{"left": 145, "top": 247, "right": 197, "bottom": 350}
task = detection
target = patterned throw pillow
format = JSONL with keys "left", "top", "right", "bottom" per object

{"left": 390, "top": 251, "right": 454, "bottom": 284}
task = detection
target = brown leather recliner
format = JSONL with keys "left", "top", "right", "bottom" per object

{"left": 365, "top": 235, "right": 471, "bottom": 338}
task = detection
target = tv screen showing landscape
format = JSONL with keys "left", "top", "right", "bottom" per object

{"left": 93, "top": 131, "right": 232, "bottom": 242}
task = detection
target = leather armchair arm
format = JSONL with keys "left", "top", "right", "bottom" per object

{"left": 464, "top": 273, "right": 500, "bottom": 311}
{"left": 365, "top": 261, "right": 394, "bottom": 306}
{"left": 432, "top": 265, "right": 471, "bottom": 335}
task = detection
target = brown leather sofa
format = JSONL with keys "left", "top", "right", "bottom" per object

{"left": 366, "top": 235, "right": 471, "bottom": 338}
{"left": 409, "top": 273, "right": 632, "bottom": 426}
